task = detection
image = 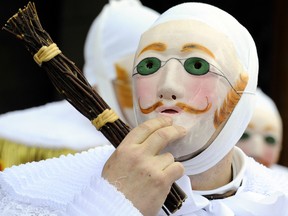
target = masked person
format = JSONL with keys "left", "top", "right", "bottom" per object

{"left": 0, "top": 0, "right": 157, "bottom": 170}
{"left": 83, "top": 0, "right": 145, "bottom": 128}
{"left": 237, "top": 88, "right": 287, "bottom": 173}
{"left": 1, "top": 2, "right": 288, "bottom": 216}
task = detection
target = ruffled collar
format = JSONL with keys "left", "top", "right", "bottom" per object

{"left": 159, "top": 148, "right": 288, "bottom": 216}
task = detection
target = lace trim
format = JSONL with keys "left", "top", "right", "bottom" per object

{"left": 0, "top": 145, "right": 115, "bottom": 211}
{"left": 0, "top": 186, "right": 63, "bottom": 216}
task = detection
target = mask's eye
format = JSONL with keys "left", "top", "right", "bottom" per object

{"left": 184, "top": 57, "right": 209, "bottom": 75}
{"left": 136, "top": 57, "right": 161, "bottom": 75}
{"left": 264, "top": 136, "right": 276, "bottom": 146}
{"left": 240, "top": 132, "right": 250, "bottom": 141}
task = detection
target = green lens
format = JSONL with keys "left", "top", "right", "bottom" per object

{"left": 265, "top": 136, "right": 276, "bottom": 146}
{"left": 184, "top": 57, "right": 209, "bottom": 75}
{"left": 240, "top": 132, "right": 250, "bottom": 140}
{"left": 136, "top": 57, "right": 161, "bottom": 75}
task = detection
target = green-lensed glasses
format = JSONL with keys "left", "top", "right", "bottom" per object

{"left": 134, "top": 57, "right": 210, "bottom": 76}
{"left": 133, "top": 56, "right": 247, "bottom": 97}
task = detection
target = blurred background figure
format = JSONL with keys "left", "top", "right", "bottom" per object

{"left": 83, "top": 0, "right": 159, "bottom": 127}
{"left": 236, "top": 88, "right": 287, "bottom": 172}
{"left": 0, "top": 0, "right": 159, "bottom": 170}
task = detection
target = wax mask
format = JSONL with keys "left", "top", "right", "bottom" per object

{"left": 133, "top": 20, "right": 248, "bottom": 161}
{"left": 237, "top": 89, "right": 282, "bottom": 167}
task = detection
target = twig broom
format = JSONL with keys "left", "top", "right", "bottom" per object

{"left": 2, "top": 2, "right": 187, "bottom": 214}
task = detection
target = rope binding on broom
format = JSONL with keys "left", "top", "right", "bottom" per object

{"left": 33, "top": 43, "right": 61, "bottom": 66}
{"left": 92, "top": 109, "right": 119, "bottom": 130}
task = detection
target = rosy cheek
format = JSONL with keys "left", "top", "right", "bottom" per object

{"left": 264, "top": 147, "right": 278, "bottom": 163}
{"left": 136, "top": 78, "right": 157, "bottom": 105}
{"left": 184, "top": 76, "right": 217, "bottom": 107}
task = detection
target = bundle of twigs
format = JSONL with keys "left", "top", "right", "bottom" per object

{"left": 2, "top": 2, "right": 186, "bottom": 214}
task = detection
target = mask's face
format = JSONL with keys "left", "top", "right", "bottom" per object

{"left": 133, "top": 20, "right": 248, "bottom": 161}
{"left": 113, "top": 53, "right": 136, "bottom": 127}
{"left": 237, "top": 106, "right": 282, "bottom": 167}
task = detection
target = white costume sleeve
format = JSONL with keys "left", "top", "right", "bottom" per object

{"left": 0, "top": 186, "right": 62, "bottom": 216}
{"left": 0, "top": 145, "right": 142, "bottom": 216}
{"left": 66, "top": 177, "right": 142, "bottom": 216}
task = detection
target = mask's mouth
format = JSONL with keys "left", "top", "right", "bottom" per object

{"left": 156, "top": 106, "right": 182, "bottom": 116}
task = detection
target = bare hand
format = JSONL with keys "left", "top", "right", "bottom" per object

{"left": 102, "top": 117, "right": 186, "bottom": 216}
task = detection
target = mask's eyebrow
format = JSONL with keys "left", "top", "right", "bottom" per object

{"left": 248, "top": 122, "right": 254, "bottom": 129}
{"left": 264, "top": 125, "right": 276, "bottom": 132}
{"left": 137, "top": 42, "right": 167, "bottom": 57}
{"left": 181, "top": 43, "right": 215, "bottom": 59}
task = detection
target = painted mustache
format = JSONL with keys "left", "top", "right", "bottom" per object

{"left": 139, "top": 97, "right": 211, "bottom": 114}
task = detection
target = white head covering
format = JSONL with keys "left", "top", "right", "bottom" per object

{"left": 83, "top": 0, "right": 159, "bottom": 122}
{"left": 254, "top": 87, "right": 283, "bottom": 142}
{"left": 134, "top": 2, "right": 259, "bottom": 175}
{"left": 255, "top": 88, "right": 281, "bottom": 119}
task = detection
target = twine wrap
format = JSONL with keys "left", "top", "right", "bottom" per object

{"left": 92, "top": 109, "right": 119, "bottom": 130}
{"left": 33, "top": 43, "right": 61, "bottom": 66}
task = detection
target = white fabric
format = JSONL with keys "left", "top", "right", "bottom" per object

{"left": 83, "top": 0, "right": 159, "bottom": 121}
{"left": 271, "top": 164, "right": 288, "bottom": 176}
{"left": 255, "top": 88, "right": 279, "bottom": 115}
{"left": 0, "top": 146, "right": 113, "bottom": 210}
{"left": 0, "top": 145, "right": 141, "bottom": 216}
{"left": 0, "top": 100, "right": 109, "bottom": 150}
{"left": 254, "top": 88, "right": 282, "bottom": 129}
{"left": 0, "top": 188, "right": 61, "bottom": 216}
{"left": 0, "top": 145, "right": 288, "bottom": 215}
{"left": 138, "top": 2, "right": 259, "bottom": 175}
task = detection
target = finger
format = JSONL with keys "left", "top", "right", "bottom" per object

{"left": 143, "top": 125, "right": 186, "bottom": 155}
{"left": 153, "top": 152, "right": 175, "bottom": 170}
{"left": 163, "top": 162, "right": 185, "bottom": 184}
{"left": 122, "top": 116, "right": 173, "bottom": 145}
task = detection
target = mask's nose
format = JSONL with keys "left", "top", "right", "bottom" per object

{"left": 157, "top": 59, "right": 185, "bottom": 101}
{"left": 250, "top": 134, "right": 265, "bottom": 157}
